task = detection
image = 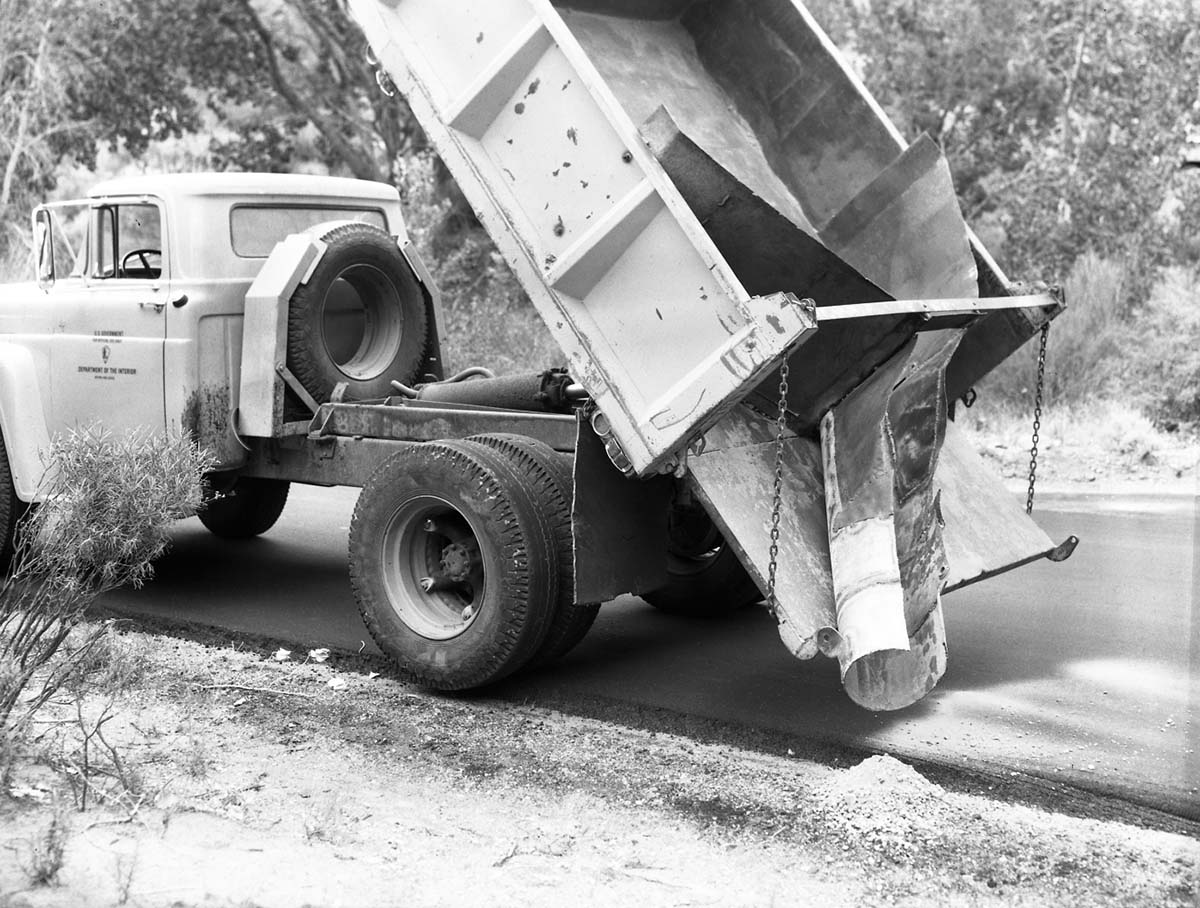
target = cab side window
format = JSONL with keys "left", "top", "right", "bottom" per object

{"left": 93, "top": 203, "right": 163, "bottom": 280}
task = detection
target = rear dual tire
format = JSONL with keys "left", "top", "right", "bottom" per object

{"left": 467, "top": 434, "right": 599, "bottom": 668}
{"left": 349, "top": 440, "right": 560, "bottom": 690}
{"left": 642, "top": 496, "right": 761, "bottom": 618}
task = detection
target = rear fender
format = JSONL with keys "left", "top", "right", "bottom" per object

{"left": 0, "top": 343, "right": 52, "bottom": 501}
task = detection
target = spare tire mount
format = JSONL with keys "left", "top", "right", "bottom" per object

{"left": 286, "top": 221, "right": 429, "bottom": 406}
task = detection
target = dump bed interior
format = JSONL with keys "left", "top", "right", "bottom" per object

{"left": 553, "top": 0, "right": 1041, "bottom": 414}
{"left": 558, "top": 1, "right": 899, "bottom": 246}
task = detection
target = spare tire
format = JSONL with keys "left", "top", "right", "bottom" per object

{"left": 286, "top": 222, "right": 429, "bottom": 404}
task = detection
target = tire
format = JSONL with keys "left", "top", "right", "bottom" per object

{"left": 198, "top": 476, "right": 290, "bottom": 539}
{"left": 642, "top": 496, "right": 762, "bottom": 617}
{"left": 286, "top": 222, "right": 428, "bottom": 405}
{"left": 349, "top": 440, "right": 558, "bottom": 690}
{"left": 469, "top": 434, "right": 600, "bottom": 667}
{"left": 0, "top": 433, "right": 25, "bottom": 573}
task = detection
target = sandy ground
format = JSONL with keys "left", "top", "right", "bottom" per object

{"left": 1, "top": 632, "right": 1197, "bottom": 907}
{"left": 2, "top": 408, "right": 1197, "bottom": 906}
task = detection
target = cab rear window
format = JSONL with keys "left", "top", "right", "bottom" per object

{"left": 230, "top": 205, "right": 387, "bottom": 257}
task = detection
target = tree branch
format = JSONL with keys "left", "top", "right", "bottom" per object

{"left": 235, "top": 0, "right": 380, "bottom": 180}
{"left": 0, "top": 21, "right": 50, "bottom": 222}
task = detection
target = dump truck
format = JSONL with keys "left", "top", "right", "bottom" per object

{"left": 344, "top": 0, "right": 1078, "bottom": 708}
{"left": 0, "top": 1, "right": 1075, "bottom": 713}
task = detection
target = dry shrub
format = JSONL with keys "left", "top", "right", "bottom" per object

{"left": 981, "top": 253, "right": 1126, "bottom": 408}
{"left": 0, "top": 236, "right": 32, "bottom": 284}
{"left": 0, "top": 428, "right": 215, "bottom": 730}
{"left": 21, "top": 801, "right": 69, "bottom": 886}
{"left": 1123, "top": 266, "right": 1200, "bottom": 427}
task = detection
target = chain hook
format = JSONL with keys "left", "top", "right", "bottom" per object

{"left": 766, "top": 361, "right": 790, "bottom": 616}
{"left": 364, "top": 42, "right": 396, "bottom": 97}
{"left": 1026, "top": 322, "right": 1050, "bottom": 515}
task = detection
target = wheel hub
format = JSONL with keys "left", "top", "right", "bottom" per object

{"left": 439, "top": 541, "right": 475, "bottom": 582}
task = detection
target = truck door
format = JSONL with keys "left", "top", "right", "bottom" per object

{"left": 49, "top": 200, "right": 167, "bottom": 436}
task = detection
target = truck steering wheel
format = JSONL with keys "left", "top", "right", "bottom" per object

{"left": 120, "top": 248, "right": 161, "bottom": 278}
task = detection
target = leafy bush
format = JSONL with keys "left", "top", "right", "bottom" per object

{"left": 0, "top": 428, "right": 214, "bottom": 730}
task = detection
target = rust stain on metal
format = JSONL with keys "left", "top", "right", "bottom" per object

{"left": 183, "top": 382, "right": 243, "bottom": 468}
{"left": 514, "top": 102, "right": 526, "bottom": 115}
{"left": 567, "top": 127, "right": 578, "bottom": 145}
{"left": 719, "top": 347, "right": 748, "bottom": 379}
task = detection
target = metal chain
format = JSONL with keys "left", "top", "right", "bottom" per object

{"left": 1026, "top": 322, "right": 1050, "bottom": 515}
{"left": 766, "top": 361, "right": 790, "bottom": 616}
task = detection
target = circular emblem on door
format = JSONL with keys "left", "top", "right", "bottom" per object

{"left": 102, "top": 345, "right": 111, "bottom": 363}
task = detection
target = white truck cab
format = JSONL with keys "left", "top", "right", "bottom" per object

{"left": 7, "top": 172, "right": 424, "bottom": 499}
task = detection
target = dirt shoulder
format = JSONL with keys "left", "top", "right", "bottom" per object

{"left": 2, "top": 629, "right": 1197, "bottom": 907}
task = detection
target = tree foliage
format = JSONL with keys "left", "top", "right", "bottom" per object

{"left": 0, "top": 0, "right": 429, "bottom": 257}
{"left": 809, "top": 0, "right": 1200, "bottom": 285}
{"left": 2, "top": 0, "right": 1198, "bottom": 296}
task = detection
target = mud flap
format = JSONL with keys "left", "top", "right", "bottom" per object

{"left": 687, "top": 404, "right": 835, "bottom": 658}
{"left": 938, "top": 419, "right": 1076, "bottom": 592}
{"left": 571, "top": 416, "right": 672, "bottom": 603}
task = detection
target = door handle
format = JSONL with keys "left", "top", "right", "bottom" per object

{"left": 139, "top": 301, "right": 165, "bottom": 314}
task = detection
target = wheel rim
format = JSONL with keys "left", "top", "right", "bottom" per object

{"left": 665, "top": 502, "right": 725, "bottom": 577}
{"left": 321, "top": 263, "right": 405, "bottom": 381}
{"left": 380, "top": 494, "right": 486, "bottom": 640}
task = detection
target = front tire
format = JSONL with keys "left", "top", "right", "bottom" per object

{"left": 349, "top": 440, "right": 558, "bottom": 690}
{"left": 0, "top": 434, "right": 25, "bottom": 572}
{"left": 198, "top": 477, "right": 289, "bottom": 539}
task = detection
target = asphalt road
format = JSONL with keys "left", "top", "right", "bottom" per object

{"left": 105, "top": 483, "right": 1199, "bottom": 820}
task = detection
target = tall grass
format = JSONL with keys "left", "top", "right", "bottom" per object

{"left": 0, "top": 234, "right": 32, "bottom": 283}
{"left": 980, "top": 253, "right": 1126, "bottom": 407}
{"left": 1126, "top": 266, "right": 1200, "bottom": 427}
{"left": 980, "top": 255, "right": 1199, "bottom": 428}
{"left": 397, "top": 153, "right": 562, "bottom": 376}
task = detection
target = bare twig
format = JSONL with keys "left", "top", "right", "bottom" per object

{"left": 199, "top": 684, "right": 316, "bottom": 699}
{"left": 493, "top": 842, "right": 521, "bottom": 867}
